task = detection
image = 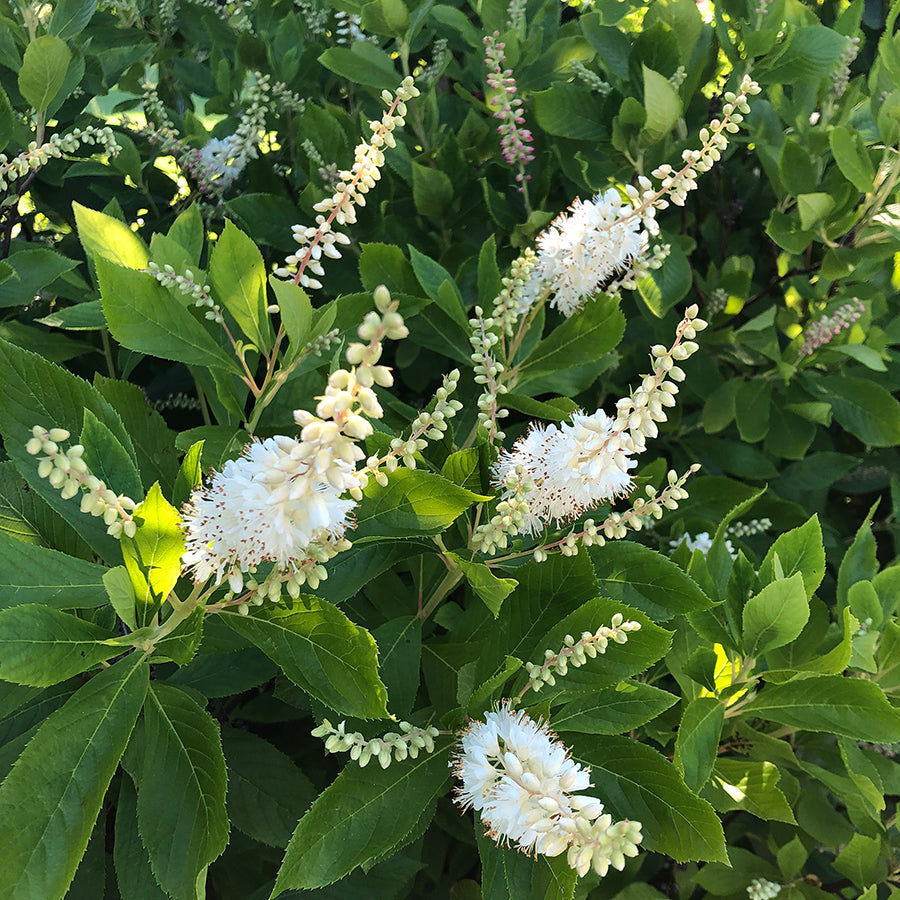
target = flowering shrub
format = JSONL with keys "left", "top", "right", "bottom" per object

{"left": 0, "top": 0, "right": 898, "bottom": 899}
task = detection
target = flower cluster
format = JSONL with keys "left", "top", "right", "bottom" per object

{"left": 0, "top": 127, "right": 121, "bottom": 192}
{"left": 188, "top": 0, "right": 254, "bottom": 31}
{"left": 727, "top": 517, "right": 771, "bottom": 538}
{"left": 483, "top": 32, "right": 535, "bottom": 183}
{"left": 469, "top": 308, "right": 510, "bottom": 443}
{"left": 180, "top": 288, "right": 406, "bottom": 594}
{"left": 420, "top": 38, "right": 450, "bottom": 86}
{"left": 453, "top": 703, "right": 642, "bottom": 877}
{"left": 523, "top": 614, "right": 641, "bottom": 693}
{"left": 798, "top": 298, "right": 864, "bottom": 356}
{"left": 365, "top": 370, "right": 463, "bottom": 481}
{"left": 26, "top": 426, "right": 137, "bottom": 539}
{"left": 519, "top": 76, "right": 760, "bottom": 317}
{"left": 831, "top": 35, "right": 860, "bottom": 99}
{"left": 471, "top": 466, "right": 535, "bottom": 555}
{"left": 144, "top": 262, "right": 223, "bottom": 323}
{"left": 669, "top": 531, "right": 737, "bottom": 559}
{"left": 569, "top": 59, "right": 611, "bottom": 95}
{"left": 276, "top": 77, "right": 420, "bottom": 287}
{"left": 748, "top": 879, "right": 782, "bottom": 900}
{"left": 312, "top": 719, "right": 440, "bottom": 768}
{"left": 480, "top": 307, "right": 706, "bottom": 552}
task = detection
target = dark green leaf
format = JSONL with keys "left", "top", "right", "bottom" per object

{"left": 137, "top": 683, "right": 229, "bottom": 899}
{"left": 673, "top": 697, "right": 724, "bottom": 792}
{"left": 274, "top": 742, "right": 450, "bottom": 892}
{"left": 552, "top": 682, "right": 677, "bottom": 733}
{"left": 222, "top": 597, "right": 389, "bottom": 718}
{"left": 0, "top": 654, "right": 148, "bottom": 899}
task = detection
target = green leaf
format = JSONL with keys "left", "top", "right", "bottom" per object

{"left": 0, "top": 653, "right": 148, "bottom": 900}
{"left": 407, "top": 245, "right": 468, "bottom": 330}
{"left": 759, "top": 515, "right": 825, "bottom": 598}
{"left": 704, "top": 759, "right": 796, "bottom": 824}
{"left": 352, "top": 469, "right": 484, "bottom": 540}
{"left": 270, "top": 277, "right": 311, "bottom": 360}
{"left": 358, "top": 243, "right": 420, "bottom": 296}
{"left": 673, "top": 697, "right": 724, "bottom": 792}
{"left": 222, "top": 598, "right": 388, "bottom": 718}
{"left": 477, "top": 829, "right": 577, "bottom": 900}
{"left": 137, "top": 683, "right": 228, "bottom": 900}
{"left": 742, "top": 572, "right": 809, "bottom": 657}
{"left": 521, "top": 597, "right": 672, "bottom": 705}
{"left": 222, "top": 726, "right": 314, "bottom": 848}
{"left": 552, "top": 682, "right": 678, "bottom": 734}
{"left": 80, "top": 408, "right": 143, "bottom": 501}
{"left": 167, "top": 203, "right": 205, "bottom": 263}
{"left": 814, "top": 374, "right": 900, "bottom": 446}
{"left": 833, "top": 833, "right": 884, "bottom": 887}
{"left": 566, "top": 734, "right": 727, "bottom": 862}
{"left": 743, "top": 675, "right": 900, "bottom": 741}
{"left": 837, "top": 500, "right": 879, "bottom": 607}
{"left": 589, "top": 541, "right": 713, "bottom": 621}
{"left": 48, "top": 0, "right": 97, "bottom": 38}
{"left": 829, "top": 126, "right": 875, "bottom": 193}
{"left": 114, "top": 778, "right": 169, "bottom": 900}
{"left": 451, "top": 553, "right": 517, "bottom": 617}
{"left": 104, "top": 566, "right": 136, "bottom": 630}
{"left": 0, "top": 339, "right": 137, "bottom": 562}
{"left": 734, "top": 380, "right": 772, "bottom": 443}
{"left": 121, "top": 483, "right": 184, "bottom": 627}
{"left": 209, "top": 220, "right": 274, "bottom": 352}
{"left": 0, "top": 248, "right": 77, "bottom": 309}
{"left": 93, "top": 375, "right": 178, "bottom": 493}
{"left": 532, "top": 82, "right": 606, "bottom": 141}
{"left": 0, "top": 531, "right": 107, "bottom": 610}
{"left": 0, "top": 604, "right": 117, "bottom": 686}
{"left": 317, "top": 44, "right": 398, "bottom": 89}
{"left": 73, "top": 202, "right": 148, "bottom": 269}
{"left": 97, "top": 258, "right": 239, "bottom": 372}
{"left": 172, "top": 440, "right": 204, "bottom": 509}
{"left": 412, "top": 162, "right": 453, "bottom": 221}
{"left": 517, "top": 296, "right": 625, "bottom": 383}
{"left": 777, "top": 836, "right": 808, "bottom": 880}
{"left": 702, "top": 380, "right": 739, "bottom": 434}
{"left": 361, "top": 0, "right": 410, "bottom": 37}
{"left": 18, "top": 35, "right": 70, "bottom": 111}
{"left": 372, "top": 616, "right": 421, "bottom": 718}
{"left": 641, "top": 65, "right": 681, "bottom": 142}
{"left": 636, "top": 240, "right": 692, "bottom": 317}
{"left": 273, "top": 742, "right": 450, "bottom": 892}
{"left": 797, "top": 192, "right": 835, "bottom": 230}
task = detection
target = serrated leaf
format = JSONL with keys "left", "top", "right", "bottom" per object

{"left": 209, "top": 220, "right": 273, "bottom": 352}
{"left": 706, "top": 760, "right": 797, "bottom": 823}
{"left": 742, "top": 572, "right": 809, "bottom": 657}
{"left": 830, "top": 125, "right": 875, "bottom": 193}
{"left": 758, "top": 515, "right": 825, "bottom": 598}
{"left": 833, "top": 833, "right": 884, "bottom": 887}
{"left": 273, "top": 741, "right": 450, "bottom": 892}
{"left": 97, "top": 257, "right": 239, "bottom": 373}
{"left": 0, "top": 653, "right": 148, "bottom": 899}
{"left": 673, "top": 697, "right": 724, "bottom": 792}
{"left": 48, "top": 0, "right": 97, "bottom": 38}
{"left": 121, "top": 483, "right": 184, "bottom": 627}
{"left": 0, "top": 604, "right": 117, "bottom": 686}
{"left": 589, "top": 541, "right": 713, "bottom": 621}
{"left": 270, "top": 277, "right": 311, "bottom": 359}
{"left": 372, "top": 615, "right": 421, "bottom": 718}
{"left": 814, "top": 374, "right": 900, "bottom": 447}
{"left": 137, "top": 683, "right": 228, "bottom": 900}
{"left": 0, "top": 248, "right": 78, "bottom": 309}
{"left": 73, "top": 202, "right": 148, "bottom": 269}
{"left": 743, "top": 675, "right": 900, "bottom": 741}
{"left": 552, "top": 682, "right": 677, "bottom": 733}
{"left": 114, "top": 778, "right": 168, "bottom": 900}
{"left": 18, "top": 36, "right": 70, "bottom": 111}
{"left": 222, "top": 726, "right": 314, "bottom": 848}
{"left": 0, "top": 530, "right": 107, "bottom": 610}
{"left": 451, "top": 553, "right": 517, "bottom": 617}
{"left": 641, "top": 65, "right": 681, "bottom": 142}
{"left": 352, "top": 469, "right": 485, "bottom": 541}
{"left": 222, "top": 597, "right": 388, "bottom": 718}
{"left": 517, "top": 296, "right": 624, "bottom": 383}
{"left": 0, "top": 338, "right": 137, "bottom": 562}
{"left": 566, "top": 734, "right": 727, "bottom": 862}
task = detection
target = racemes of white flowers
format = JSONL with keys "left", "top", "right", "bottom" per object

{"left": 519, "top": 188, "right": 650, "bottom": 317}
{"left": 453, "top": 703, "right": 642, "bottom": 878}
{"left": 486, "top": 305, "right": 706, "bottom": 542}
{"left": 180, "top": 286, "right": 405, "bottom": 600}
{"left": 519, "top": 75, "right": 760, "bottom": 318}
